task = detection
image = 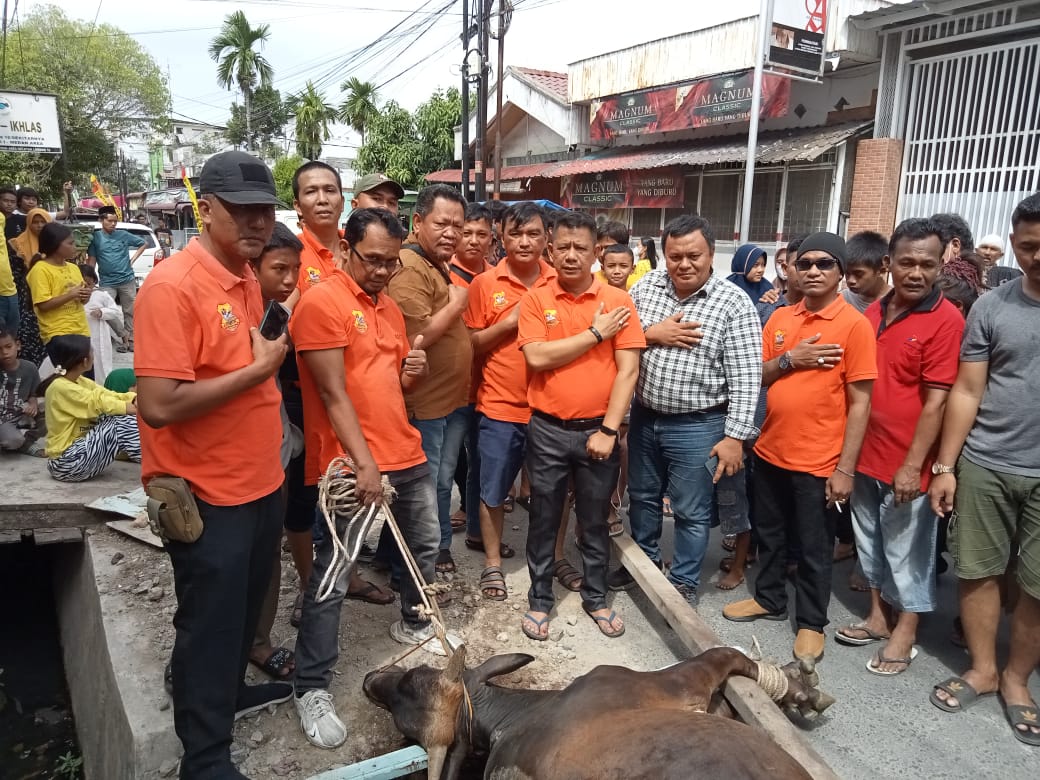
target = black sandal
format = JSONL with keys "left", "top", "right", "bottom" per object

{"left": 464, "top": 537, "right": 516, "bottom": 558}
{"left": 479, "top": 566, "right": 508, "bottom": 601}
{"left": 435, "top": 548, "right": 457, "bottom": 573}
{"left": 552, "top": 558, "right": 583, "bottom": 592}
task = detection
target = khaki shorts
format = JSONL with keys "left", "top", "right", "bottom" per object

{"left": 949, "top": 457, "right": 1040, "bottom": 600}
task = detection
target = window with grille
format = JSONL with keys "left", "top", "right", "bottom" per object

{"left": 785, "top": 168, "right": 833, "bottom": 239}
{"left": 748, "top": 171, "right": 783, "bottom": 243}
{"left": 698, "top": 174, "right": 741, "bottom": 241}
{"left": 631, "top": 209, "right": 662, "bottom": 237}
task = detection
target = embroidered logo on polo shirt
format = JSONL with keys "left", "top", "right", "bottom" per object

{"left": 774, "top": 330, "right": 785, "bottom": 348}
{"left": 543, "top": 308, "right": 559, "bottom": 327}
{"left": 352, "top": 310, "right": 368, "bottom": 333}
{"left": 306, "top": 266, "right": 322, "bottom": 285}
{"left": 492, "top": 290, "right": 508, "bottom": 310}
{"left": 217, "top": 303, "right": 241, "bottom": 332}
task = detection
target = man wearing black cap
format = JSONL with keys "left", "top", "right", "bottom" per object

{"left": 724, "top": 232, "right": 877, "bottom": 665}
{"left": 135, "top": 150, "right": 291, "bottom": 779}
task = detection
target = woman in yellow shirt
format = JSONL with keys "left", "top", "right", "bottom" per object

{"left": 40, "top": 334, "right": 140, "bottom": 482}
{"left": 25, "top": 223, "right": 90, "bottom": 363}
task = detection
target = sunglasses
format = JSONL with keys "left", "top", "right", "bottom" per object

{"left": 793, "top": 257, "right": 839, "bottom": 272}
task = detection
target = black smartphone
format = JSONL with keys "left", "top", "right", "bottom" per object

{"left": 258, "top": 300, "right": 290, "bottom": 340}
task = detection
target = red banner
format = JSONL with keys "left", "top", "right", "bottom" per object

{"left": 590, "top": 70, "right": 790, "bottom": 141}
{"left": 563, "top": 168, "right": 684, "bottom": 209}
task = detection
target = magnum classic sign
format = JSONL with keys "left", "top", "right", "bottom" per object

{"left": 590, "top": 70, "right": 790, "bottom": 141}
{"left": 563, "top": 168, "right": 685, "bottom": 209}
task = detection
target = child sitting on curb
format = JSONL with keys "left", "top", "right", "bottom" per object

{"left": 41, "top": 334, "right": 140, "bottom": 481}
{"left": 0, "top": 327, "right": 45, "bottom": 455}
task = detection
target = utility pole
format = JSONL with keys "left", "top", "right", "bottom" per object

{"left": 491, "top": 2, "right": 511, "bottom": 201}
{"left": 739, "top": 0, "right": 771, "bottom": 242}
{"left": 474, "top": 0, "right": 490, "bottom": 201}
{"left": 460, "top": 0, "right": 471, "bottom": 201}
{"left": 1, "top": 0, "right": 9, "bottom": 88}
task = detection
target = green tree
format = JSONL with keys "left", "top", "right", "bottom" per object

{"left": 0, "top": 5, "right": 169, "bottom": 200}
{"left": 354, "top": 88, "right": 461, "bottom": 190}
{"left": 272, "top": 154, "right": 305, "bottom": 206}
{"left": 225, "top": 84, "right": 288, "bottom": 153}
{"left": 338, "top": 78, "right": 380, "bottom": 144}
{"left": 208, "top": 11, "right": 273, "bottom": 151}
{"left": 288, "top": 82, "right": 338, "bottom": 161}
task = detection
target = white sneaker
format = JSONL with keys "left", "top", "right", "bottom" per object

{"left": 295, "top": 689, "right": 347, "bottom": 749}
{"left": 389, "top": 620, "right": 462, "bottom": 656}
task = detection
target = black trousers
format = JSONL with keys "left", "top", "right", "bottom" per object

{"left": 525, "top": 414, "right": 618, "bottom": 614}
{"left": 751, "top": 455, "right": 838, "bottom": 632}
{"left": 167, "top": 489, "right": 283, "bottom": 779}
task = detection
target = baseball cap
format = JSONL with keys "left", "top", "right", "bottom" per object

{"left": 355, "top": 172, "right": 405, "bottom": 199}
{"left": 199, "top": 151, "right": 286, "bottom": 207}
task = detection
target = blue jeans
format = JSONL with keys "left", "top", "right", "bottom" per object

{"left": 294, "top": 474, "right": 439, "bottom": 693}
{"left": 628, "top": 404, "right": 726, "bottom": 590}
{"left": 0, "top": 294, "right": 18, "bottom": 335}
{"left": 851, "top": 475, "right": 937, "bottom": 612}
{"left": 412, "top": 407, "right": 470, "bottom": 551}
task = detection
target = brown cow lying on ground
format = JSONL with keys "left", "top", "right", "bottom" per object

{"left": 363, "top": 644, "right": 834, "bottom": 780}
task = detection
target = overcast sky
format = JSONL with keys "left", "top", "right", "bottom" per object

{"left": 29, "top": 0, "right": 760, "bottom": 154}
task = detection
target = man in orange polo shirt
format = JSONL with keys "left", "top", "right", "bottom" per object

{"left": 289, "top": 207, "right": 449, "bottom": 749}
{"left": 134, "top": 151, "right": 292, "bottom": 779}
{"left": 517, "top": 210, "right": 644, "bottom": 641}
{"left": 351, "top": 172, "right": 405, "bottom": 214}
{"left": 724, "top": 232, "right": 876, "bottom": 665}
{"left": 464, "top": 201, "right": 556, "bottom": 601}
{"left": 293, "top": 161, "right": 345, "bottom": 297}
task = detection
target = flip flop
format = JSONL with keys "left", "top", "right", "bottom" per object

{"left": 835, "top": 622, "right": 891, "bottom": 646}
{"left": 450, "top": 512, "right": 467, "bottom": 532}
{"left": 584, "top": 606, "right": 625, "bottom": 638}
{"left": 721, "top": 534, "right": 737, "bottom": 552}
{"left": 521, "top": 612, "right": 550, "bottom": 641}
{"left": 464, "top": 537, "right": 516, "bottom": 558}
{"left": 435, "top": 549, "right": 457, "bottom": 573}
{"left": 345, "top": 579, "right": 395, "bottom": 605}
{"left": 930, "top": 676, "right": 996, "bottom": 713}
{"left": 503, "top": 496, "right": 515, "bottom": 514}
{"left": 1000, "top": 695, "right": 1040, "bottom": 746}
{"left": 866, "top": 646, "right": 918, "bottom": 676}
{"left": 249, "top": 646, "right": 295, "bottom": 679}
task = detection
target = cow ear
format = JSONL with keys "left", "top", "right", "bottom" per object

{"left": 443, "top": 645, "right": 467, "bottom": 683}
{"left": 470, "top": 653, "right": 536, "bottom": 684}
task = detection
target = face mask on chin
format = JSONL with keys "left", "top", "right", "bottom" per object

{"left": 776, "top": 266, "right": 788, "bottom": 281}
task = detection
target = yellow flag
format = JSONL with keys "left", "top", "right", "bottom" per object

{"left": 89, "top": 174, "right": 123, "bottom": 221}
{"left": 182, "top": 168, "right": 203, "bottom": 233}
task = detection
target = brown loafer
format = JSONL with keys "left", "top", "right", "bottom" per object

{"left": 722, "top": 598, "right": 787, "bottom": 623}
{"left": 794, "top": 628, "right": 826, "bottom": 663}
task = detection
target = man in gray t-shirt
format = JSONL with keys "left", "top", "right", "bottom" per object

{"left": 928, "top": 193, "right": 1040, "bottom": 744}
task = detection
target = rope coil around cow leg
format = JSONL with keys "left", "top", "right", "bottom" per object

{"left": 318, "top": 456, "right": 455, "bottom": 658}
{"left": 754, "top": 660, "right": 790, "bottom": 702}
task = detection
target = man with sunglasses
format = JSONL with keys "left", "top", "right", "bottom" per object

{"left": 289, "top": 207, "right": 449, "bottom": 749}
{"left": 724, "top": 232, "right": 876, "bottom": 665}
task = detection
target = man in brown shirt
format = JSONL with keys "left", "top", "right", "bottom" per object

{"left": 387, "top": 184, "right": 472, "bottom": 573}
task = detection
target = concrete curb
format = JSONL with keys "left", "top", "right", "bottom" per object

{"left": 55, "top": 531, "right": 179, "bottom": 780}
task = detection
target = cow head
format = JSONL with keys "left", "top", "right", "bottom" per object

{"left": 363, "top": 645, "right": 468, "bottom": 780}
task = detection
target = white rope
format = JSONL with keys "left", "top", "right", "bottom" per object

{"left": 754, "top": 660, "right": 790, "bottom": 702}
{"left": 317, "top": 456, "right": 455, "bottom": 657}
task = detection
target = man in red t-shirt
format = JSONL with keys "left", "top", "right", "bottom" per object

{"left": 837, "top": 219, "right": 962, "bottom": 675}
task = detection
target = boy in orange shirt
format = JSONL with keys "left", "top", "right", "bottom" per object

{"left": 517, "top": 211, "right": 645, "bottom": 641}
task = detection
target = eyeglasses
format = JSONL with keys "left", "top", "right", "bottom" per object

{"left": 350, "top": 246, "right": 402, "bottom": 274}
{"left": 793, "top": 257, "right": 839, "bottom": 272}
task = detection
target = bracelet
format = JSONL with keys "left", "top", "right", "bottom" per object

{"left": 588, "top": 325, "right": 604, "bottom": 343}
{"left": 834, "top": 466, "right": 855, "bottom": 478}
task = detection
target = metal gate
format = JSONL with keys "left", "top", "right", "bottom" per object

{"left": 899, "top": 39, "right": 1040, "bottom": 235}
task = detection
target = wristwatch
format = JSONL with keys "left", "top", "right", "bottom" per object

{"left": 599, "top": 424, "right": 619, "bottom": 437}
{"left": 778, "top": 352, "right": 794, "bottom": 371}
{"left": 931, "top": 463, "right": 955, "bottom": 475}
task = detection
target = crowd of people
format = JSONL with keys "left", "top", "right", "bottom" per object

{"left": 2, "top": 150, "right": 1037, "bottom": 777}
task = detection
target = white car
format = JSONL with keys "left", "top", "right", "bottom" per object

{"left": 71, "top": 221, "right": 166, "bottom": 286}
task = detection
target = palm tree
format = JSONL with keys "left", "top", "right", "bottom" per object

{"left": 208, "top": 11, "right": 274, "bottom": 151}
{"left": 289, "top": 81, "right": 338, "bottom": 161}
{"left": 339, "top": 77, "right": 380, "bottom": 144}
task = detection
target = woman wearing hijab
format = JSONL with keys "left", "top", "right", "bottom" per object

{"left": 728, "top": 243, "right": 783, "bottom": 326}
{"left": 5, "top": 207, "right": 50, "bottom": 365}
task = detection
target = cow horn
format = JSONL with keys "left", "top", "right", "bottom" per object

{"left": 748, "top": 636, "right": 763, "bottom": 662}
{"left": 814, "top": 690, "right": 837, "bottom": 713}
{"left": 427, "top": 743, "right": 448, "bottom": 780}
{"left": 444, "top": 644, "right": 467, "bottom": 683}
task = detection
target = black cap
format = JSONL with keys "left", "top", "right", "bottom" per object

{"left": 199, "top": 151, "right": 286, "bottom": 207}
{"left": 796, "top": 232, "right": 848, "bottom": 273}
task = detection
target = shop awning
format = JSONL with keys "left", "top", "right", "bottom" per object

{"left": 548, "top": 121, "right": 872, "bottom": 177}
{"left": 424, "top": 161, "right": 562, "bottom": 184}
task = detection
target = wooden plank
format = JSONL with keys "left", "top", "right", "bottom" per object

{"left": 0, "top": 530, "right": 25, "bottom": 545}
{"left": 308, "top": 745, "right": 428, "bottom": 780}
{"left": 612, "top": 535, "right": 838, "bottom": 780}
{"left": 33, "top": 527, "right": 84, "bottom": 545}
